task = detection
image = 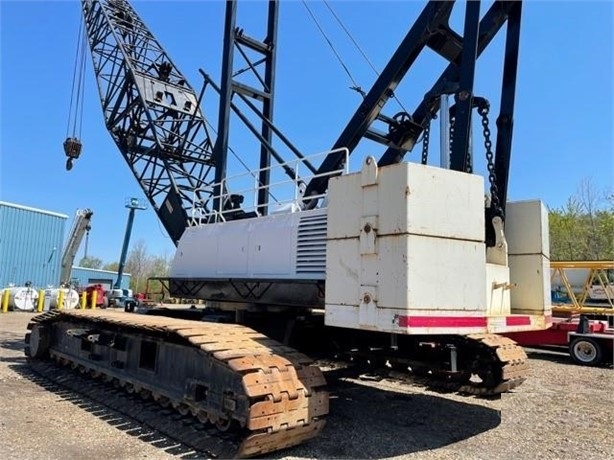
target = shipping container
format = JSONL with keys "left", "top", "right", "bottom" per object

{"left": 0, "top": 201, "right": 68, "bottom": 288}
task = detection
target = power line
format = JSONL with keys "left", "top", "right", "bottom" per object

{"left": 203, "top": 118, "right": 280, "bottom": 204}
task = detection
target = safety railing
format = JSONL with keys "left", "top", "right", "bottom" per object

{"left": 189, "top": 148, "right": 349, "bottom": 225}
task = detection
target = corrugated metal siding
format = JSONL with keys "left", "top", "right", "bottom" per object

{"left": 70, "top": 267, "right": 132, "bottom": 290}
{"left": 0, "top": 201, "right": 68, "bottom": 288}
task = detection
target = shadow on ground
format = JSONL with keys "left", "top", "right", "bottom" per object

{"left": 270, "top": 365, "right": 501, "bottom": 459}
{"left": 10, "top": 363, "right": 205, "bottom": 459}
{"left": 9, "top": 359, "right": 501, "bottom": 460}
{"left": 0, "top": 335, "right": 27, "bottom": 352}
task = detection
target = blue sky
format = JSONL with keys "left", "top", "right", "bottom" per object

{"left": 1, "top": 0, "right": 613, "bottom": 264}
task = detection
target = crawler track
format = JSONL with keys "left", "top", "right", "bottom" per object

{"left": 351, "top": 333, "right": 529, "bottom": 396}
{"left": 420, "top": 333, "right": 529, "bottom": 396}
{"left": 457, "top": 333, "right": 530, "bottom": 395}
{"left": 25, "top": 359, "right": 242, "bottom": 458}
{"left": 25, "top": 310, "right": 328, "bottom": 458}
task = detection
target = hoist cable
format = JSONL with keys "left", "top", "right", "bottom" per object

{"left": 301, "top": 0, "right": 364, "bottom": 96}
{"left": 66, "top": 17, "right": 85, "bottom": 138}
{"left": 322, "top": 0, "right": 409, "bottom": 114}
{"left": 76, "top": 30, "right": 88, "bottom": 138}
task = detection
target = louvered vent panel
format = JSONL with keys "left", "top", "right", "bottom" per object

{"left": 296, "top": 212, "right": 328, "bottom": 275}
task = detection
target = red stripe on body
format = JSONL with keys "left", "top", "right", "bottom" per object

{"left": 397, "top": 316, "right": 488, "bottom": 328}
{"left": 505, "top": 316, "right": 532, "bottom": 326}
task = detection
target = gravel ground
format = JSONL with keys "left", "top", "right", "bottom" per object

{"left": 1, "top": 311, "right": 612, "bottom": 460}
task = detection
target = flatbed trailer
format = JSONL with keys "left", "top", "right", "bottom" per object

{"left": 503, "top": 316, "right": 614, "bottom": 367}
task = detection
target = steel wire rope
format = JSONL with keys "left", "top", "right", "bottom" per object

{"left": 306, "top": 0, "right": 425, "bottom": 153}
{"left": 156, "top": 215, "right": 170, "bottom": 239}
{"left": 322, "top": 0, "right": 409, "bottom": 114}
{"left": 75, "top": 29, "right": 88, "bottom": 139}
{"left": 66, "top": 16, "right": 86, "bottom": 138}
{"left": 301, "top": 0, "right": 365, "bottom": 97}
{"left": 202, "top": 118, "right": 280, "bottom": 205}
{"left": 159, "top": 100, "right": 288, "bottom": 231}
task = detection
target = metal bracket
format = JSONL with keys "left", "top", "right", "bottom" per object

{"left": 486, "top": 215, "right": 508, "bottom": 266}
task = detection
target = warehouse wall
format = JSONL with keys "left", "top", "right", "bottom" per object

{"left": 0, "top": 201, "right": 68, "bottom": 288}
{"left": 70, "top": 266, "right": 131, "bottom": 290}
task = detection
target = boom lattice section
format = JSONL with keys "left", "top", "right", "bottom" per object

{"left": 81, "top": 0, "right": 217, "bottom": 242}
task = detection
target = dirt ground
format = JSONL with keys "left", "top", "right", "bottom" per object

{"left": 1, "top": 311, "right": 612, "bottom": 460}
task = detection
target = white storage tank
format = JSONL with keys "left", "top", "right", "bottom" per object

{"left": 8, "top": 287, "right": 39, "bottom": 311}
{"left": 44, "top": 288, "right": 80, "bottom": 310}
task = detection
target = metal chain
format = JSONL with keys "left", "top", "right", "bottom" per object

{"left": 465, "top": 122, "right": 472, "bottom": 174}
{"left": 421, "top": 122, "right": 430, "bottom": 165}
{"left": 448, "top": 116, "right": 455, "bottom": 165}
{"left": 448, "top": 114, "right": 472, "bottom": 173}
{"left": 478, "top": 105, "right": 500, "bottom": 214}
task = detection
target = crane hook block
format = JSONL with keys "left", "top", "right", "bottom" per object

{"left": 63, "top": 137, "right": 82, "bottom": 160}
{"left": 63, "top": 137, "right": 82, "bottom": 171}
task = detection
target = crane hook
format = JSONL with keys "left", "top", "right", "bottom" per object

{"left": 63, "top": 137, "right": 82, "bottom": 171}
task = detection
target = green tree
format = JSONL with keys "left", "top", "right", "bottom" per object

{"left": 124, "top": 239, "right": 149, "bottom": 293}
{"left": 548, "top": 178, "right": 613, "bottom": 261}
{"left": 146, "top": 254, "right": 171, "bottom": 300}
{"left": 124, "top": 239, "right": 170, "bottom": 294}
{"left": 102, "top": 261, "right": 119, "bottom": 272}
{"left": 78, "top": 256, "right": 103, "bottom": 269}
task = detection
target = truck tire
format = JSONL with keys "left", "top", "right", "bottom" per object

{"left": 569, "top": 337, "right": 603, "bottom": 366}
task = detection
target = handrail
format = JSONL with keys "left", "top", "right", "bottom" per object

{"left": 189, "top": 147, "right": 349, "bottom": 225}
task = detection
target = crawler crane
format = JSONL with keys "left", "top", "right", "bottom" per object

{"left": 28, "top": 0, "right": 552, "bottom": 457}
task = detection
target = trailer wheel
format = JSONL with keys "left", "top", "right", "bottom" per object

{"left": 569, "top": 337, "right": 602, "bottom": 366}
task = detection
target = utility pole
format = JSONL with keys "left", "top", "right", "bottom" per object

{"left": 114, "top": 197, "right": 147, "bottom": 290}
